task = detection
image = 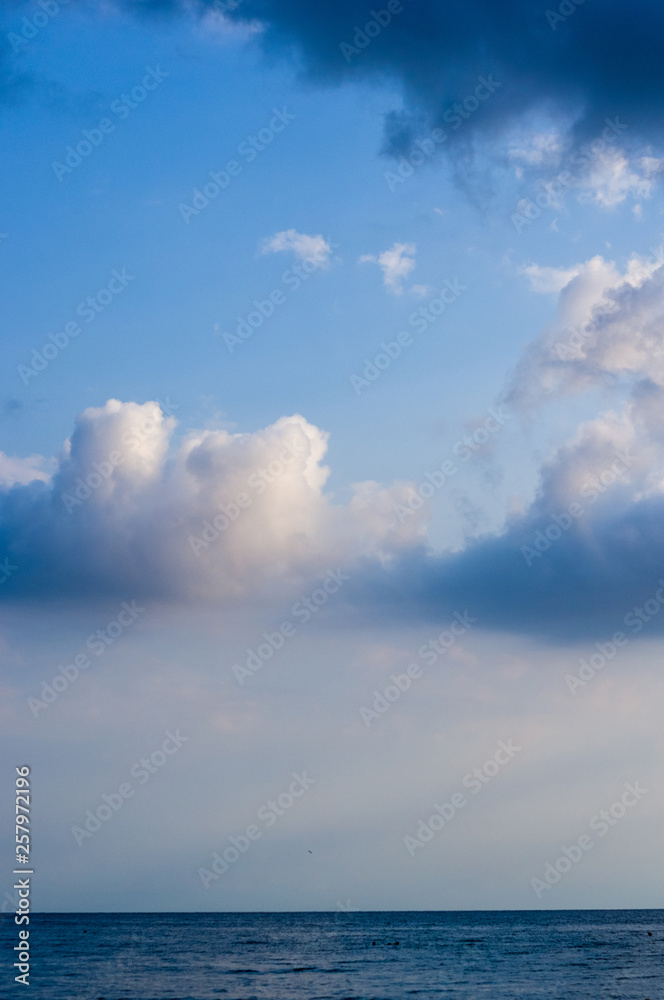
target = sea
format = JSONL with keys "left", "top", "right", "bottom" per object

{"left": 2, "top": 909, "right": 662, "bottom": 999}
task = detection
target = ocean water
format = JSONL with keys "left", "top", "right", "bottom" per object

{"left": 2, "top": 910, "right": 662, "bottom": 999}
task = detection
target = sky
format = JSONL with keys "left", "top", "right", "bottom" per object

{"left": 1, "top": 0, "right": 664, "bottom": 912}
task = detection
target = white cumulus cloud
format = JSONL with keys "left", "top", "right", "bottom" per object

{"left": 507, "top": 248, "right": 664, "bottom": 407}
{"left": 0, "top": 400, "right": 425, "bottom": 604}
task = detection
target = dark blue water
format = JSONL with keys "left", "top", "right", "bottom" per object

{"left": 1, "top": 910, "right": 662, "bottom": 999}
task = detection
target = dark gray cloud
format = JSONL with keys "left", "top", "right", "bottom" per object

{"left": 8, "top": 1, "right": 664, "bottom": 154}
{"left": 351, "top": 493, "right": 664, "bottom": 642}
{"left": 123, "top": 0, "right": 664, "bottom": 152}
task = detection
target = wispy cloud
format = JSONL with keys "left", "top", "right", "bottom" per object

{"left": 359, "top": 241, "right": 417, "bottom": 295}
{"left": 578, "top": 149, "right": 664, "bottom": 209}
{"left": 260, "top": 229, "right": 333, "bottom": 268}
{"left": 518, "top": 262, "right": 581, "bottom": 295}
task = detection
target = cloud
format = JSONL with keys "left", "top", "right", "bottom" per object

{"left": 260, "top": 229, "right": 333, "bottom": 268}
{"left": 6, "top": 244, "right": 664, "bottom": 637}
{"left": 347, "top": 244, "right": 664, "bottom": 639}
{"left": 505, "top": 128, "right": 664, "bottom": 211}
{"left": 196, "top": 2, "right": 263, "bottom": 40}
{"left": 577, "top": 148, "right": 664, "bottom": 208}
{"left": 0, "top": 399, "right": 422, "bottom": 603}
{"left": 508, "top": 131, "right": 564, "bottom": 168}
{"left": 506, "top": 248, "right": 664, "bottom": 408}
{"left": 116, "top": 0, "right": 664, "bottom": 157}
{"left": 352, "top": 394, "right": 664, "bottom": 639}
{"left": 359, "top": 242, "right": 416, "bottom": 295}
{"left": 518, "top": 262, "right": 581, "bottom": 295}
{"left": 0, "top": 452, "right": 53, "bottom": 487}
{"left": 4, "top": 384, "right": 664, "bottom": 642}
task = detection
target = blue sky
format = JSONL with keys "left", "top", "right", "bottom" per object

{"left": 2, "top": 0, "right": 664, "bottom": 912}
